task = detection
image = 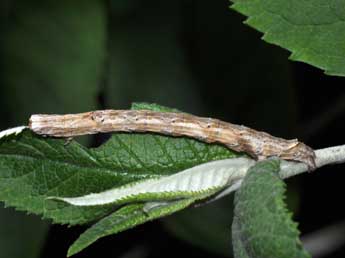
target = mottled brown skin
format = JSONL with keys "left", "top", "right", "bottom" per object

{"left": 29, "top": 110, "right": 316, "bottom": 170}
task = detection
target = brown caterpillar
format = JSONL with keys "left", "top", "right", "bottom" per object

{"left": 29, "top": 110, "right": 316, "bottom": 170}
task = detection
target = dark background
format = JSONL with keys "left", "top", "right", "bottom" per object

{"left": 1, "top": 1, "right": 344, "bottom": 258}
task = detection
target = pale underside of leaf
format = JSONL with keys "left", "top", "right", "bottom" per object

{"left": 51, "top": 157, "right": 255, "bottom": 206}
{"left": 0, "top": 126, "right": 27, "bottom": 139}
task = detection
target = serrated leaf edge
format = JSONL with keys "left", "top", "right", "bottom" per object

{"left": 229, "top": 2, "right": 344, "bottom": 76}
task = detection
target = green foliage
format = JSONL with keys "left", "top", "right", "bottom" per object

{"left": 0, "top": 127, "right": 237, "bottom": 225}
{"left": 1, "top": 0, "right": 336, "bottom": 256}
{"left": 0, "top": 103, "right": 240, "bottom": 255}
{"left": 0, "top": 103, "right": 309, "bottom": 257}
{"left": 232, "top": 159, "right": 310, "bottom": 258}
{"left": 230, "top": 0, "right": 345, "bottom": 76}
{"left": 67, "top": 198, "right": 200, "bottom": 257}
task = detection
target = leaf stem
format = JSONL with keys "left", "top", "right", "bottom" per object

{"left": 280, "top": 144, "right": 345, "bottom": 178}
{"left": 207, "top": 144, "right": 345, "bottom": 203}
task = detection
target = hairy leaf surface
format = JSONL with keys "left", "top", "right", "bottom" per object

{"left": 232, "top": 159, "right": 310, "bottom": 258}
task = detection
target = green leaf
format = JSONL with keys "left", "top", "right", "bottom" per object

{"left": 0, "top": 105, "right": 239, "bottom": 226}
{"left": 230, "top": 0, "right": 345, "bottom": 76}
{"left": 0, "top": 102, "right": 245, "bottom": 256}
{"left": 0, "top": 102, "right": 242, "bottom": 256}
{"left": 64, "top": 156, "right": 255, "bottom": 256}
{"left": 67, "top": 198, "right": 199, "bottom": 257}
{"left": 232, "top": 159, "right": 310, "bottom": 258}
{"left": 52, "top": 157, "right": 254, "bottom": 207}
{"left": 0, "top": 130, "right": 237, "bottom": 225}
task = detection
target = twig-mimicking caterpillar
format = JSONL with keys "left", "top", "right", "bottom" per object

{"left": 29, "top": 110, "right": 316, "bottom": 170}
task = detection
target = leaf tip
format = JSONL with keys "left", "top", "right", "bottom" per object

{"left": 67, "top": 241, "right": 84, "bottom": 258}
{"left": 67, "top": 247, "right": 76, "bottom": 258}
{"left": 0, "top": 126, "right": 28, "bottom": 140}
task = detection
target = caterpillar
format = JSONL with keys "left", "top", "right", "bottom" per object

{"left": 29, "top": 110, "right": 316, "bottom": 170}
